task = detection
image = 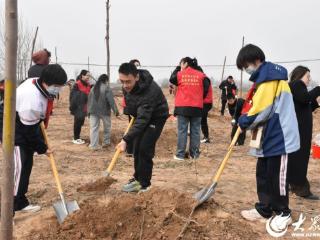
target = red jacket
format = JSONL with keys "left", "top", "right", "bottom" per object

{"left": 204, "top": 81, "right": 213, "bottom": 104}
{"left": 175, "top": 67, "right": 205, "bottom": 108}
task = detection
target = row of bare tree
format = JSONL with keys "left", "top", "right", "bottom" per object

{"left": 0, "top": 16, "right": 41, "bottom": 83}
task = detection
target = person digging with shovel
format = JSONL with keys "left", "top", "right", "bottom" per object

{"left": 116, "top": 62, "right": 169, "bottom": 193}
{"left": 236, "top": 44, "right": 300, "bottom": 232}
{"left": 0, "top": 64, "right": 67, "bottom": 214}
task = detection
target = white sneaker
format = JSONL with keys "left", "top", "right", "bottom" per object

{"left": 173, "top": 155, "right": 184, "bottom": 161}
{"left": 200, "top": 138, "right": 210, "bottom": 143}
{"left": 269, "top": 213, "right": 292, "bottom": 232}
{"left": 241, "top": 208, "right": 268, "bottom": 223}
{"left": 21, "top": 204, "right": 41, "bottom": 213}
{"left": 72, "top": 139, "right": 85, "bottom": 145}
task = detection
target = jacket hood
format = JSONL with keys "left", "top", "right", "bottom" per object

{"left": 249, "top": 62, "right": 288, "bottom": 84}
{"left": 131, "top": 69, "right": 153, "bottom": 94}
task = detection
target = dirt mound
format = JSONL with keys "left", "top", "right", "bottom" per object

{"left": 76, "top": 177, "right": 116, "bottom": 193}
{"left": 29, "top": 188, "right": 258, "bottom": 240}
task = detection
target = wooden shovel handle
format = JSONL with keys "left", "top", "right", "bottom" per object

{"left": 40, "top": 122, "right": 64, "bottom": 195}
{"left": 106, "top": 116, "right": 135, "bottom": 174}
{"left": 212, "top": 127, "right": 242, "bottom": 183}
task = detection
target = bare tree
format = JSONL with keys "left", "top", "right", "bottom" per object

{"left": 105, "top": 0, "right": 110, "bottom": 77}
{"left": 0, "top": 15, "right": 39, "bottom": 83}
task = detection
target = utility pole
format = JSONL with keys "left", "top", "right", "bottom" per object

{"left": 1, "top": 0, "right": 18, "bottom": 239}
{"left": 106, "top": 0, "right": 110, "bottom": 77}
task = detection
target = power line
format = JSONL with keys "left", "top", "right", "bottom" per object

{"left": 2, "top": 57, "right": 320, "bottom": 68}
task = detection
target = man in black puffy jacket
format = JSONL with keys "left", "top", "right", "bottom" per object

{"left": 116, "top": 62, "right": 169, "bottom": 192}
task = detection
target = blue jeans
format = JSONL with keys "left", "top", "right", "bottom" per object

{"left": 176, "top": 116, "right": 201, "bottom": 159}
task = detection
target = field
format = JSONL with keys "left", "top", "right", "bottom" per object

{"left": 1, "top": 87, "right": 319, "bottom": 239}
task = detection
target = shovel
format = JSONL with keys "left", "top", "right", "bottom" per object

{"left": 40, "top": 122, "right": 80, "bottom": 224}
{"left": 194, "top": 127, "right": 241, "bottom": 207}
{"left": 104, "top": 116, "right": 135, "bottom": 177}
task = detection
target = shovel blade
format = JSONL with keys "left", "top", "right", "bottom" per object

{"left": 53, "top": 200, "right": 80, "bottom": 224}
{"left": 194, "top": 182, "right": 217, "bottom": 206}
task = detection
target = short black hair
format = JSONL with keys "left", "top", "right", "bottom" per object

{"left": 119, "top": 62, "right": 138, "bottom": 77}
{"left": 39, "top": 64, "right": 67, "bottom": 86}
{"left": 227, "top": 75, "right": 233, "bottom": 80}
{"left": 227, "top": 92, "right": 235, "bottom": 100}
{"left": 236, "top": 44, "right": 265, "bottom": 70}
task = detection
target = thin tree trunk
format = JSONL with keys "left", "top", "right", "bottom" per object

{"left": 55, "top": 47, "right": 58, "bottom": 64}
{"left": 1, "top": 0, "right": 18, "bottom": 239}
{"left": 29, "top": 26, "right": 38, "bottom": 68}
{"left": 217, "top": 56, "right": 227, "bottom": 109}
{"left": 106, "top": 0, "right": 110, "bottom": 77}
{"left": 240, "top": 36, "right": 245, "bottom": 98}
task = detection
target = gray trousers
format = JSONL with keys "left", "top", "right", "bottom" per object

{"left": 176, "top": 115, "right": 201, "bottom": 159}
{"left": 89, "top": 114, "right": 111, "bottom": 147}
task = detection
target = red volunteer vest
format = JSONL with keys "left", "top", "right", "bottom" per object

{"left": 175, "top": 67, "right": 205, "bottom": 108}
{"left": 204, "top": 82, "right": 213, "bottom": 104}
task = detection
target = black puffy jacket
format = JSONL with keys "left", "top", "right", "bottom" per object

{"left": 122, "top": 69, "right": 169, "bottom": 143}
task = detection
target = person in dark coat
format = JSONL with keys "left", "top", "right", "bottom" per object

{"left": 69, "top": 70, "right": 91, "bottom": 144}
{"left": 219, "top": 76, "right": 237, "bottom": 116}
{"left": 116, "top": 63, "right": 169, "bottom": 192}
{"left": 227, "top": 93, "right": 246, "bottom": 145}
{"left": 124, "top": 59, "right": 142, "bottom": 157}
{"left": 28, "top": 49, "right": 51, "bottom": 78}
{"left": 288, "top": 66, "right": 320, "bottom": 200}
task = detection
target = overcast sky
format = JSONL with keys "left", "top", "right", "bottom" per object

{"left": 1, "top": 0, "right": 320, "bottom": 85}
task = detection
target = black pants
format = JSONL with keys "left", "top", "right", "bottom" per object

{"left": 255, "top": 155, "right": 290, "bottom": 218}
{"left": 126, "top": 116, "right": 134, "bottom": 155}
{"left": 201, "top": 104, "right": 212, "bottom": 139}
{"left": 290, "top": 179, "right": 311, "bottom": 197}
{"left": 221, "top": 99, "right": 227, "bottom": 115}
{"left": 73, "top": 116, "right": 85, "bottom": 139}
{"left": 133, "top": 118, "right": 166, "bottom": 188}
{"left": 231, "top": 125, "right": 246, "bottom": 145}
{"left": 14, "top": 146, "right": 34, "bottom": 211}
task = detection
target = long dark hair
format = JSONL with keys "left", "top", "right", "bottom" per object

{"left": 77, "top": 70, "right": 89, "bottom": 81}
{"left": 94, "top": 74, "right": 109, "bottom": 101}
{"left": 290, "top": 66, "right": 310, "bottom": 82}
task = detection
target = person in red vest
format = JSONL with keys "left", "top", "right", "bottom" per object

{"left": 0, "top": 64, "right": 67, "bottom": 214}
{"left": 69, "top": 70, "right": 92, "bottom": 144}
{"left": 201, "top": 75, "right": 213, "bottom": 143}
{"left": 169, "top": 57, "right": 210, "bottom": 160}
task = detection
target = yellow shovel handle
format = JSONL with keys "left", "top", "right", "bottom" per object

{"left": 124, "top": 116, "right": 135, "bottom": 135}
{"left": 105, "top": 116, "right": 135, "bottom": 174}
{"left": 40, "top": 122, "right": 64, "bottom": 194}
{"left": 212, "top": 127, "right": 242, "bottom": 183}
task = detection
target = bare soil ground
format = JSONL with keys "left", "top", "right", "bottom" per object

{"left": 1, "top": 87, "right": 319, "bottom": 240}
